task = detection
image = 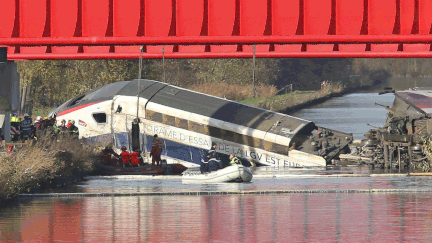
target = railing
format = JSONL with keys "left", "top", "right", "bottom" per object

{"left": 276, "top": 84, "right": 293, "bottom": 95}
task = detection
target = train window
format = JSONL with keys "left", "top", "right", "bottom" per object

{"left": 189, "top": 121, "right": 206, "bottom": 134}
{"left": 208, "top": 126, "right": 222, "bottom": 138}
{"left": 93, "top": 113, "right": 107, "bottom": 123}
{"left": 163, "top": 114, "right": 176, "bottom": 126}
{"left": 176, "top": 118, "right": 189, "bottom": 130}
{"left": 263, "top": 140, "right": 274, "bottom": 151}
{"left": 146, "top": 110, "right": 163, "bottom": 122}
{"left": 223, "top": 130, "right": 237, "bottom": 143}
{"left": 254, "top": 138, "right": 263, "bottom": 149}
{"left": 68, "top": 94, "right": 85, "bottom": 107}
{"left": 238, "top": 134, "right": 262, "bottom": 148}
{"left": 203, "top": 125, "right": 210, "bottom": 135}
{"left": 234, "top": 133, "right": 244, "bottom": 144}
{"left": 68, "top": 87, "right": 104, "bottom": 107}
{"left": 272, "top": 143, "right": 289, "bottom": 155}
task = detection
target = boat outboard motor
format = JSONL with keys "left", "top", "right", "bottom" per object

{"left": 131, "top": 118, "right": 140, "bottom": 152}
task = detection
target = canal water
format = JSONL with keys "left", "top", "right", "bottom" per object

{"left": 3, "top": 92, "right": 432, "bottom": 242}
{"left": 291, "top": 92, "right": 395, "bottom": 140}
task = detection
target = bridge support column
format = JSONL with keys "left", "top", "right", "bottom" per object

{"left": 0, "top": 48, "right": 20, "bottom": 143}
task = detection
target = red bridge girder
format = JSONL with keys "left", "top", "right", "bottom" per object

{"left": 1, "top": 0, "right": 432, "bottom": 59}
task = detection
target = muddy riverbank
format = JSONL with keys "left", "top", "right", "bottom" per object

{"left": 0, "top": 137, "right": 99, "bottom": 207}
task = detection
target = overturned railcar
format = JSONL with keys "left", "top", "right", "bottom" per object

{"left": 49, "top": 80, "right": 353, "bottom": 168}
{"left": 359, "top": 88, "right": 432, "bottom": 170}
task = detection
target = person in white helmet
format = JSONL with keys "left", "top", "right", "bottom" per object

{"left": 35, "top": 116, "right": 42, "bottom": 124}
{"left": 20, "top": 113, "right": 33, "bottom": 141}
{"left": 33, "top": 116, "right": 43, "bottom": 139}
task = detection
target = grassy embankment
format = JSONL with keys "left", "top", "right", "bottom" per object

{"left": 189, "top": 82, "right": 277, "bottom": 101}
{"left": 0, "top": 136, "right": 100, "bottom": 204}
{"left": 32, "top": 107, "right": 54, "bottom": 117}
{"left": 240, "top": 84, "right": 344, "bottom": 113}
{"left": 188, "top": 81, "right": 345, "bottom": 113}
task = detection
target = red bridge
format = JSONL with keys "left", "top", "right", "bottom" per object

{"left": 1, "top": 0, "right": 432, "bottom": 59}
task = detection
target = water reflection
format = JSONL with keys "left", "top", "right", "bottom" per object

{"left": 2, "top": 190, "right": 432, "bottom": 242}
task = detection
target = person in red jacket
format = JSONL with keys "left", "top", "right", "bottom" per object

{"left": 150, "top": 134, "right": 163, "bottom": 166}
{"left": 130, "top": 150, "right": 142, "bottom": 167}
{"left": 120, "top": 146, "right": 131, "bottom": 167}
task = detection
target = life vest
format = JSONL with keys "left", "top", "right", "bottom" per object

{"left": 20, "top": 118, "right": 33, "bottom": 132}
{"left": 201, "top": 156, "right": 209, "bottom": 164}
{"left": 208, "top": 148, "right": 220, "bottom": 160}
{"left": 10, "top": 117, "right": 20, "bottom": 134}
{"left": 230, "top": 156, "right": 241, "bottom": 165}
{"left": 53, "top": 125, "right": 60, "bottom": 134}
{"left": 120, "top": 151, "right": 131, "bottom": 164}
{"left": 10, "top": 116, "right": 20, "bottom": 123}
{"left": 130, "top": 152, "right": 140, "bottom": 165}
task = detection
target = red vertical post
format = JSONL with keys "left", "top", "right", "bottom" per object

{"left": 177, "top": 0, "right": 205, "bottom": 53}
{"left": 113, "top": 0, "right": 141, "bottom": 53}
{"left": 51, "top": 0, "right": 79, "bottom": 54}
{"left": 400, "top": 0, "right": 415, "bottom": 34}
{"left": 0, "top": 2, "right": 16, "bottom": 38}
{"left": 404, "top": 0, "right": 432, "bottom": 52}
{"left": 369, "top": 0, "right": 398, "bottom": 52}
{"left": 0, "top": 0, "right": 16, "bottom": 55}
{"left": 337, "top": 0, "right": 366, "bottom": 52}
{"left": 145, "top": 0, "right": 174, "bottom": 54}
{"left": 272, "top": 0, "right": 301, "bottom": 52}
{"left": 240, "top": 0, "right": 269, "bottom": 53}
{"left": 208, "top": 0, "right": 237, "bottom": 53}
{"left": 82, "top": 0, "right": 110, "bottom": 53}
{"left": 20, "top": 0, "right": 47, "bottom": 54}
{"left": 304, "top": 0, "right": 333, "bottom": 52}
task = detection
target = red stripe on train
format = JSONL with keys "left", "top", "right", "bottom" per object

{"left": 57, "top": 101, "right": 104, "bottom": 117}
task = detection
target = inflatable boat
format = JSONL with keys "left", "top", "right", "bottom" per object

{"left": 182, "top": 164, "right": 253, "bottom": 183}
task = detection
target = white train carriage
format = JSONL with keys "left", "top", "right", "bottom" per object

{"left": 49, "top": 79, "right": 352, "bottom": 168}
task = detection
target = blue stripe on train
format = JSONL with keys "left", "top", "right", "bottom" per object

{"left": 86, "top": 133, "right": 250, "bottom": 167}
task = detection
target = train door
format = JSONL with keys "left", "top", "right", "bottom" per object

{"left": 111, "top": 96, "right": 131, "bottom": 150}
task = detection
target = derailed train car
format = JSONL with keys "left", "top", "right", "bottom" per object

{"left": 49, "top": 80, "right": 353, "bottom": 168}
{"left": 358, "top": 87, "right": 432, "bottom": 170}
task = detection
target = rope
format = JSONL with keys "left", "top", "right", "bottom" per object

{"left": 161, "top": 46, "right": 166, "bottom": 83}
{"left": 18, "top": 188, "right": 432, "bottom": 198}
{"left": 136, "top": 45, "right": 143, "bottom": 120}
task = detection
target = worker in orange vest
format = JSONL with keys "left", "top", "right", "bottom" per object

{"left": 120, "top": 146, "right": 131, "bottom": 167}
